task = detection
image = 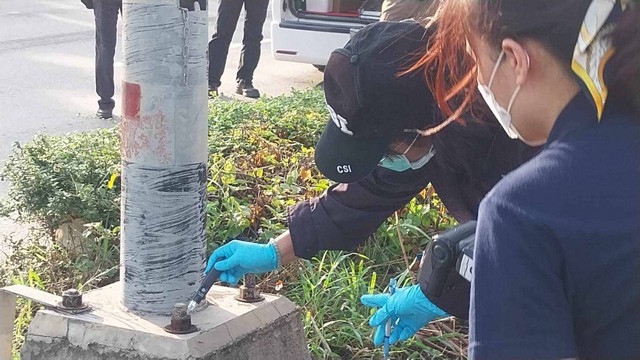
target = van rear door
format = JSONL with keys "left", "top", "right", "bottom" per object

{"left": 271, "top": 0, "right": 380, "bottom": 66}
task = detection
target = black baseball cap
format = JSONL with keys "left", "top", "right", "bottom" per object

{"left": 315, "top": 21, "right": 437, "bottom": 183}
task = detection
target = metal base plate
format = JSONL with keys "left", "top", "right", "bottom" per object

{"left": 163, "top": 324, "right": 198, "bottom": 334}
{"left": 234, "top": 295, "right": 265, "bottom": 303}
{"left": 56, "top": 302, "right": 92, "bottom": 315}
{"left": 1, "top": 285, "right": 92, "bottom": 315}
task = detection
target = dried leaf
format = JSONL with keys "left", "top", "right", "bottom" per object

{"left": 299, "top": 167, "right": 312, "bottom": 181}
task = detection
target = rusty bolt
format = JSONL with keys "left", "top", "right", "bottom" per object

{"left": 62, "top": 289, "right": 83, "bottom": 309}
{"left": 172, "top": 303, "right": 189, "bottom": 319}
{"left": 164, "top": 303, "right": 197, "bottom": 334}
{"left": 235, "top": 273, "right": 265, "bottom": 303}
{"left": 245, "top": 273, "right": 257, "bottom": 287}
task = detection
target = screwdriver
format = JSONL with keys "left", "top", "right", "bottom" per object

{"left": 187, "top": 266, "right": 221, "bottom": 313}
{"left": 383, "top": 278, "right": 396, "bottom": 360}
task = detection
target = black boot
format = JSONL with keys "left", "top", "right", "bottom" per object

{"left": 97, "top": 98, "right": 115, "bottom": 119}
{"left": 236, "top": 80, "right": 260, "bottom": 99}
{"left": 96, "top": 108, "right": 113, "bottom": 119}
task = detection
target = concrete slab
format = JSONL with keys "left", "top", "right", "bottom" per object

{"left": 21, "top": 282, "right": 310, "bottom": 360}
{"left": 0, "top": 290, "right": 17, "bottom": 360}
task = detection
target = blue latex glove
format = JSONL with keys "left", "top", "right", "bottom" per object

{"left": 205, "top": 240, "right": 278, "bottom": 285}
{"left": 360, "top": 284, "right": 448, "bottom": 346}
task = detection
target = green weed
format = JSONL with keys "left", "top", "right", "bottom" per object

{"left": 0, "top": 128, "right": 121, "bottom": 234}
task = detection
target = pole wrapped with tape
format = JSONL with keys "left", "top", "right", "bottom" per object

{"left": 120, "top": 0, "right": 208, "bottom": 314}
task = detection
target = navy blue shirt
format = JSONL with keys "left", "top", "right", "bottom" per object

{"left": 470, "top": 94, "right": 640, "bottom": 359}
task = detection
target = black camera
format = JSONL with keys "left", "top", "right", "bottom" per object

{"left": 414, "top": 221, "right": 476, "bottom": 318}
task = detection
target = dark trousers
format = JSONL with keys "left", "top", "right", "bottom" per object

{"left": 94, "top": 0, "right": 120, "bottom": 110}
{"left": 208, "top": 0, "right": 270, "bottom": 88}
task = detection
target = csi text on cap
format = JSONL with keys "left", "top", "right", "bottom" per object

{"left": 336, "top": 165, "right": 352, "bottom": 174}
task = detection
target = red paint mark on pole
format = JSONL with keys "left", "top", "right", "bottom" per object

{"left": 122, "top": 81, "right": 141, "bottom": 121}
{"left": 121, "top": 110, "right": 170, "bottom": 164}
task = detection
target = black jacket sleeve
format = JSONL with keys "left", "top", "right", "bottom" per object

{"left": 287, "top": 130, "right": 539, "bottom": 261}
{"left": 287, "top": 165, "right": 433, "bottom": 260}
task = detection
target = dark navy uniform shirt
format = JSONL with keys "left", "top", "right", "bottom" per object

{"left": 470, "top": 94, "right": 640, "bottom": 359}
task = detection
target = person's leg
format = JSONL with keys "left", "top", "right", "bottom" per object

{"left": 208, "top": 0, "right": 243, "bottom": 91}
{"left": 235, "top": 0, "right": 269, "bottom": 97}
{"left": 94, "top": 0, "right": 119, "bottom": 117}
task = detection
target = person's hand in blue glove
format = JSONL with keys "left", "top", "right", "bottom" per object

{"left": 360, "top": 284, "right": 448, "bottom": 346}
{"left": 205, "top": 240, "right": 278, "bottom": 285}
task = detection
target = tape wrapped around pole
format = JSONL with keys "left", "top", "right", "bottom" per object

{"left": 120, "top": 0, "right": 208, "bottom": 314}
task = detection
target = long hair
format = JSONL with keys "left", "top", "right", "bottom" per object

{"left": 403, "top": 1, "right": 478, "bottom": 124}
{"left": 398, "top": 4, "right": 503, "bottom": 181}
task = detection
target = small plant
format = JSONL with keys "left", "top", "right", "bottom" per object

{"left": 204, "top": 89, "right": 328, "bottom": 246}
{"left": 11, "top": 266, "right": 44, "bottom": 356}
{"left": 0, "top": 128, "right": 121, "bottom": 235}
{"left": 292, "top": 251, "right": 377, "bottom": 358}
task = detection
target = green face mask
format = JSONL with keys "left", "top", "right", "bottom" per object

{"left": 379, "top": 145, "right": 435, "bottom": 172}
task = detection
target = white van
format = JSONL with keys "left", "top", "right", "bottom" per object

{"left": 270, "top": 0, "right": 383, "bottom": 68}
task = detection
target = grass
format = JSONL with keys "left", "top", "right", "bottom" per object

{"left": 265, "top": 192, "right": 467, "bottom": 359}
{"left": 0, "top": 227, "right": 120, "bottom": 356}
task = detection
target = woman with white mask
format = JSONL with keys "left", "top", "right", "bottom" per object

{"left": 361, "top": 0, "right": 640, "bottom": 358}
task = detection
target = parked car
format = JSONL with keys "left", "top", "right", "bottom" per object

{"left": 270, "top": 0, "right": 382, "bottom": 68}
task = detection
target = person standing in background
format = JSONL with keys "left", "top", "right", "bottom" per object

{"left": 208, "top": 0, "right": 270, "bottom": 99}
{"left": 82, "top": 0, "right": 121, "bottom": 119}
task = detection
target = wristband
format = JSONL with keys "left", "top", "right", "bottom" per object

{"left": 269, "top": 239, "right": 282, "bottom": 268}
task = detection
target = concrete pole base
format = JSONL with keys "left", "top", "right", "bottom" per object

{"left": 20, "top": 282, "right": 310, "bottom": 360}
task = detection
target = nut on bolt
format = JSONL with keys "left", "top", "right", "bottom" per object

{"left": 62, "top": 289, "right": 83, "bottom": 309}
{"left": 164, "top": 303, "right": 197, "bottom": 334}
{"left": 235, "top": 273, "right": 265, "bottom": 303}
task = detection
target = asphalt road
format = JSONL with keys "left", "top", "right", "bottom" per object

{"left": 0, "top": 0, "right": 323, "bottom": 247}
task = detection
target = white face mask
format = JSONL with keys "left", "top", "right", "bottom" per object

{"left": 477, "top": 50, "right": 545, "bottom": 146}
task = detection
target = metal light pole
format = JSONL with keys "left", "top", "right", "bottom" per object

{"left": 120, "top": 0, "right": 208, "bottom": 314}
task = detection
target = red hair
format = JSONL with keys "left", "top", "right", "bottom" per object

{"left": 403, "top": 1, "right": 478, "bottom": 129}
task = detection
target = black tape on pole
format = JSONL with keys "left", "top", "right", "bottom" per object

{"left": 121, "top": 162, "right": 207, "bottom": 314}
